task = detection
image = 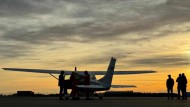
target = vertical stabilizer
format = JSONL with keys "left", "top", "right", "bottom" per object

{"left": 98, "top": 57, "right": 116, "bottom": 88}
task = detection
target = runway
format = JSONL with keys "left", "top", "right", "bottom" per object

{"left": 0, "top": 97, "right": 189, "bottom": 107}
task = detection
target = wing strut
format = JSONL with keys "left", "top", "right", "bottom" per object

{"left": 49, "top": 73, "right": 59, "bottom": 80}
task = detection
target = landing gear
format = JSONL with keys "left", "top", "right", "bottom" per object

{"left": 97, "top": 92, "right": 104, "bottom": 100}
{"left": 99, "top": 96, "right": 103, "bottom": 100}
{"left": 64, "top": 94, "right": 70, "bottom": 100}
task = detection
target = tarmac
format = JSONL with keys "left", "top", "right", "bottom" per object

{"left": 0, "top": 97, "right": 189, "bottom": 107}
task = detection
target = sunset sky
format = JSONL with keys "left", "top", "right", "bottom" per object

{"left": 0, "top": 0, "right": 190, "bottom": 94}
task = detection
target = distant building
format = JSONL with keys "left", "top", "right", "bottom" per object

{"left": 17, "top": 91, "right": 34, "bottom": 96}
{"left": 104, "top": 91, "right": 179, "bottom": 97}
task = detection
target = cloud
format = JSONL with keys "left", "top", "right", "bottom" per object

{"left": 1, "top": 0, "right": 190, "bottom": 43}
{"left": 0, "top": 0, "right": 59, "bottom": 17}
{"left": 0, "top": 0, "right": 190, "bottom": 59}
{"left": 0, "top": 43, "right": 33, "bottom": 58}
{"left": 130, "top": 54, "right": 190, "bottom": 67}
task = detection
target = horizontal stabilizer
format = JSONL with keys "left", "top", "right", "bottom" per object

{"left": 111, "top": 85, "right": 137, "bottom": 88}
{"left": 76, "top": 85, "right": 105, "bottom": 89}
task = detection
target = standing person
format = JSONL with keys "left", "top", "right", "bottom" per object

{"left": 70, "top": 72, "right": 80, "bottom": 100}
{"left": 58, "top": 71, "right": 67, "bottom": 100}
{"left": 181, "top": 73, "right": 187, "bottom": 100}
{"left": 166, "top": 74, "right": 174, "bottom": 99}
{"left": 84, "top": 71, "right": 90, "bottom": 100}
{"left": 176, "top": 74, "right": 182, "bottom": 99}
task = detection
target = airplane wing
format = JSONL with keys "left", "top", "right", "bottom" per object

{"left": 2, "top": 68, "right": 156, "bottom": 75}
{"left": 2, "top": 68, "right": 71, "bottom": 74}
{"left": 113, "top": 71, "right": 156, "bottom": 75}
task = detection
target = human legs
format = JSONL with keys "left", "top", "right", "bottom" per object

{"left": 59, "top": 86, "right": 63, "bottom": 100}
{"left": 171, "top": 88, "right": 173, "bottom": 99}
{"left": 182, "top": 87, "right": 187, "bottom": 100}
{"left": 63, "top": 88, "right": 68, "bottom": 96}
{"left": 177, "top": 87, "right": 181, "bottom": 99}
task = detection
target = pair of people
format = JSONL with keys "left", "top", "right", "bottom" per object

{"left": 166, "top": 73, "right": 187, "bottom": 100}
{"left": 70, "top": 71, "right": 90, "bottom": 100}
{"left": 176, "top": 73, "right": 187, "bottom": 100}
{"left": 58, "top": 70, "right": 90, "bottom": 100}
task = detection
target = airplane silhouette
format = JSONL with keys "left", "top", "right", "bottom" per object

{"left": 2, "top": 57, "right": 156, "bottom": 99}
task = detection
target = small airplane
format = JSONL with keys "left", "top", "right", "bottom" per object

{"left": 2, "top": 57, "right": 156, "bottom": 99}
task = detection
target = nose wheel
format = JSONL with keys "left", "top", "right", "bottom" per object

{"left": 99, "top": 96, "right": 103, "bottom": 100}
{"left": 97, "top": 93, "right": 104, "bottom": 100}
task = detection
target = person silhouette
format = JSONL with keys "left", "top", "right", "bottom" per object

{"left": 84, "top": 71, "right": 90, "bottom": 100}
{"left": 181, "top": 73, "right": 187, "bottom": 100}
{"left": 176, "top": 74, "right": 182, "bottom": 99}
{"left": 58, "top": 71, "right": 67, "bottom": 100}
{"left": 166, "top": 74, "right": 174, "bottom": 99}
{"left": 70, "top": 71, "right": 80, "bottom": 100}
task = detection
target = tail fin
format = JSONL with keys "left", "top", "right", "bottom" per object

{"left": 98, "top": 57, "right": 116, "bottom": 88}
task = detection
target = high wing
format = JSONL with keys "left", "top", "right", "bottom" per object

{"left": 2, "top": 68, "right": 156, "bottom": 75}
{"left": 2, "top": 68, "right": 72, "bottom": 75}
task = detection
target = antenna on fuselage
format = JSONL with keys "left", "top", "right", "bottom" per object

{"left": 75, "top": 66, "right": 77, "bottom": 71}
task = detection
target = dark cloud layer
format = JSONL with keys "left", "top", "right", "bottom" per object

{"left": 0, "top": 0, "right": 58, "bottom": 16}
{"left": 1, "top": 0, "right": 190, "bottom": 44}
{"left": 0, "top": 0, "right": 190, "bottom": 67}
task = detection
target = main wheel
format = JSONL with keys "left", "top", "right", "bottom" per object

{"left": 99, "top": 96, "right": 103, "bottom": 100}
